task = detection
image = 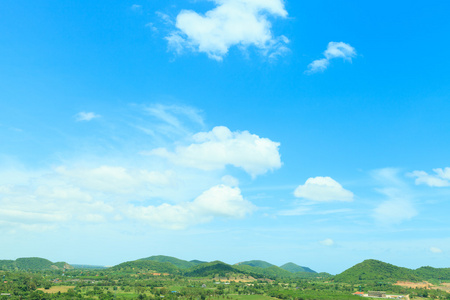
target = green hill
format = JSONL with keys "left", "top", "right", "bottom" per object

{"left": 280, "top": 262, "right": 316, "bottom": 273}
{"left": 183, "top": 261, "right": 245, "bottom": 277}
{"left": 414, "top": 266, "right": 450, "bottom": 281}
{"left": 190, "top": 260, "right": 207, "bottom": 265}
{"left": 333, "top": 259, "right": 420, "bottom": 283}
{"left": 111, "top": 259, "right": 180, "bottom": 274}
{"left": 235, "top": 260, "right": 274, "bottom": 268}
{"left": 139, "top": 255, "right": 196, "bottom": 269}
{"left": 0, "top": 257, "right": 72, "bottom": 271}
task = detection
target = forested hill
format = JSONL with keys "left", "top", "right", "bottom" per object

{"left": 414, "top": 266, "right": 450, "bottom": 281}
{"left": 235, "top": 260, "right": 274, "bottom": 268}
{"left": 0, "top": 257, "right": 72, "bottom": 271}
{"left": 139, "top": 255, "right": 199, "bottom": 269}
{"left": 280, "top": 262, "right": 317, "bottom": 273}
{"left": 334, "top": 259, "right": 420, "bottom": 283}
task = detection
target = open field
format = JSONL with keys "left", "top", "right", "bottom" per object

{"left": 37, "top": 286, "right": 75, "bottom": 293}
{"left": 395, "top": 281, "right": 450, "bottom": 294}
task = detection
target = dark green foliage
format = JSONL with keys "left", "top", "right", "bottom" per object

{"left": 235, "top": 260, "right": 274, "bottom": 268}
{"left": 0, "top": 258, "right": 71, "bottom": 271}
{"left": 414, "top": 266, "right": 450, "bottom": 281}
{"left": 71, "top": 264, "right": 108, "bottom": 269}
{"left": 139, "top": 255, "right": 196, "bottom": 269}
{"left": 110, "top": 260, "right": 180, "bottom": 274}
{"left": 189, "top": 260, "right": 207, "bottom": 265}
{"left": 280, "top": 262, "right": 316, "bottom": 274}
{"left": 183, "top": 261, "right": 245, "bottom": 277}
{"left": 333, "top": 259, "right": 421, "bottom": 283}
{"left": 234, "top": 264, "right": 294, "bottom": 279}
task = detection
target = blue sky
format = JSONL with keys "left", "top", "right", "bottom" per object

{"left": 1, "top": 0, "right": 450, "bottom": 274}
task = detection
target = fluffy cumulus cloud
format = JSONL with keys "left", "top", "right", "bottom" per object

{"left": 306, "top": 42, "right": 356, "bottom": 74}
{"left": 0, "top": 105, "right": 281, "bottom": 232}
{"left": 0, "top": 165, "right": 255, "bottom": 231}
{"left": 75, "top": 111, "right": 100, "bottom": 122}
{"left": 127, "top": 185, "right": 255, "bottom": 229}
{"left": 294, "top": 176, "right": 354, "bottom": 202}
{"left": 408, "top": 167, "right": 450, "bottom": 187}
{"left": 166, "top": 0, "right": 289, "bottom": 61}
{"left": 147, "top": 126, "right": 282, "bottom": 177}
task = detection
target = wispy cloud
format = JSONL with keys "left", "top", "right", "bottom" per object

{"left": 75, "top": 111, "right": 100, "bottom": 122}
{"left": 320, "top": 238, "right": 334, "bottom": 246}
{"left": 0, "top": 105, "right": 282, "bottom": 232}
{"left": 130, "top": 4, "right": 143, "bottom": 13}
{"left": 430, "top": 247, "right": 443, "bottom": 253}
{"left": 306, "top": 42, "right": 356, "bottom": 74}
{"left": 165, "top": 0, "right": 289, "bottom": 61}
{"left": 372, "top": 168, "right": 417, "bottom": 225}
{"left": 407, "top": 167, "right": 450, "bottom": 187}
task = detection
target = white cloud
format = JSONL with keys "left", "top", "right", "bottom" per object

{"left": 145, "top": 22, "right": 158, "bottom": 32}
{"left": 221, "top": 175, "right": 239, "bottom": 187}
{"left": 131, "top": 4, "right": 143, "bottom": 13}
{"left": 146, "top": 126, "right": 281, "bottom": 177}
{"left": 371, "top": 168, "right": 417, "bottom": 225}
{"left": 127, "top": 184, "right": 255, "bottom": 229}
{"left": 156, "top": 11, "right": 173, "bottom": 25}
{"left": 166, "top": 0, "right": 289, "bottom": 61}
{"left": 430, "top": 247, "right": 443, "bottom": 253}
{"left": 294, "top": 176, "right": 354, "bottom": 202}
{"left": 75, "top": 111, "right": 100, "bottom": 122}
{"left": 143, "top": 103, "right": 204, "bottom": 138}
{"left": 373, "top": 195, "right": 417, "bottom": 225}
{"left": 306, "top": 42, "right": 356, "bottom": 74}
{"left": 408, "top": 168, "right": 450, "bottom": 187}
{"left": 320, "top": 238, "right": 334, "bottom": 246}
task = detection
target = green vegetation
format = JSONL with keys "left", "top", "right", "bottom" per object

{"left": 0, "top": 257, "right": 71, "bottom": 271}
{"left": 139, "top": 256, "right": 196, "bottom": 270}
{"left": 333, "top": 259, "right": 421, "bottom": 283}
{"left": 1, "top": 256, "right": 450, "bottom": 299}
{"left": 279, "top": 263, "right": 316, "bottom": 274}
{"left": 235, "top": 260, "right": 274, "bottom": 269}
{"left": 414, "top": 266, "right": 450, "bottom": 281}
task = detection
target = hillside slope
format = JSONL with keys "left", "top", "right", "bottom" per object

{"left": 0, "top": 257, "right": 71, "bottom": 271}
{"left": 139, "top": 255, "right": 196, "bottom": 269}
{"left": 334, "top": 259, "right": 420, "bottom": 283}
{"left": 235, "top": 260, "right": 274, "bottom": 268}
{"left": 280, "top": 262, "right": 316, "bottom": 273}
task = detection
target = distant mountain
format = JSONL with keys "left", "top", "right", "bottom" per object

{"left": 139, "top": 255, "right": 196, "bottom": 269}
{"left": 333, "top": 259, "right": 420, "bottom": 283}
{"left": 235, "top": 260, "right": 274, "bottom": 268}
{"left": 0, "top": 257, "right": 72, "bottom": 271}
{"left": 280, "top": 262, "right": 316, "bottom": 273}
